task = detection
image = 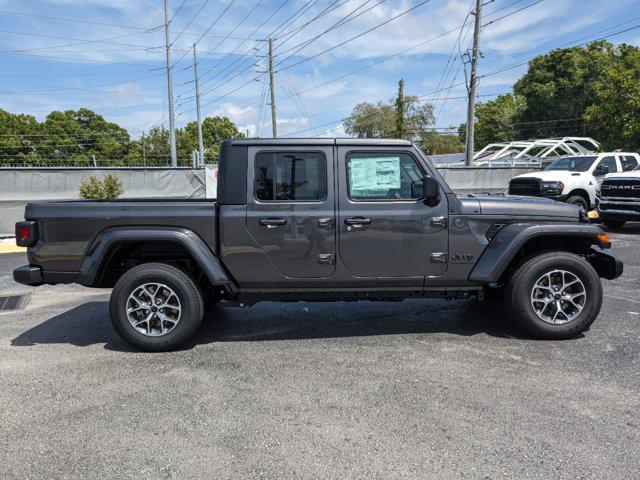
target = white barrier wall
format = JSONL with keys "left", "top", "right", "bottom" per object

{"left": 0, "top": 168, "right": 206, "bottom": 237}
{"left": 438, "top": 167, "right": 543, "bottom": 195}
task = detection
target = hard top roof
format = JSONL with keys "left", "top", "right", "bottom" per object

{"left": 225, "top": 138, "right": 413, "bottom": 147}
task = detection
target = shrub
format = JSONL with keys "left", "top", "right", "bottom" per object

{"left": 78, "top": 173, "right": 124, "bottom": 200}
{"left": 102, "top": 173, "right": 125, "bottom": 199}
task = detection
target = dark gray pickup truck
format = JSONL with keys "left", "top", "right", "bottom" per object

{"left": 14, "top": 139, "right": 622, "bottom": 351}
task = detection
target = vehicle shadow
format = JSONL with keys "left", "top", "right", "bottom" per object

{"left": 601, "top": 222, "right": 640, "bottom": 235}
{"left": 11, "top": 299, "right": 528, "bottom": 351}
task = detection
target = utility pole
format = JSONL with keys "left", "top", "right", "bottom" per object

{"left": 395, "top": 78, "right": 405, "bottom": 139}
{"left": 465, "top": 0, "right": 483, "bottom": 167}
{"left": 163, "top": 0, "right": 178, "bottom": 167}
{"left": 268, "top": 38, "right": 277, "bottom": 138}
{"left": 193, "top": 44, "right": 205, "bottom": 166}
{"left": 142, "top": 131, "right": 147, "bottom": 168}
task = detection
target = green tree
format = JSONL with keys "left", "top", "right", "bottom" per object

{"left": 127, "top": 125, "right": 170, "bottom": 166}
{"left": 419, "top": 131, "right": 464, "bottom": 155}
{"left": 584, "top": 45, "right": 640, "bottom": 151}
{"left": 0, "top": 109, "right": 40, "bottom": 166}
{"left": 512, "top": 41, "right": 617, "bottom": 138}
{"left": 344, "top": 95, "right": 434, "bottom": 140}
{"left": 458, "top": 94, "right": 526, "bottom": 148}
{"left": 177, "top": 116, "right": 244, "bottom": 164}
{"left": 40, "top": 108, "right": 131, "bottom": 166}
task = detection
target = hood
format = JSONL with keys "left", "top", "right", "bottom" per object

{"left": 513, "top": 170, "right": 585, "bottom": 181}
{"left": 604, "top": 171, "right": 640, "bottom": 180}
{"left": 473, "top": 195, "right": 582, "bottom": 220}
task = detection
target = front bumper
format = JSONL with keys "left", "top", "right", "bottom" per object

{"left": 588, "top": 251, "right": 623, "bottom": 280}
{"left": 598, "top": 199, "right": 640, "bottom": 219}
{"left": 13, "top": 265, "right": 43, "bottom": 286}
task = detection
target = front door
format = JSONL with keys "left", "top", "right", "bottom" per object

{"left": 337, "top": 148, "right": 449, "bottom": 280}
{"left": 246, "top": 146, "right": 336, "bottom": 278}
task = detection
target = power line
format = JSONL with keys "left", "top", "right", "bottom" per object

{"left": 274, "top": 0, "right": 388, "bottom": 68}
{"left": 275, "top": 0, "right": 546, "bottom": 103}
{"left": 0, "top": 51, "right": 160, "bottom": 67}
{"left": 0, "top": 70, "right": 148, "bottom": 78}
{"left": 170, "top": 0, "right": 237, "bottom": 67}
{"left": 186, "top": 0, "right": 291, "bottom": 92}
{"left": 431, "top": 1, "right": 475, "bottom": 120}
{"left": 0, "top": 9, "right": 260, "bottom": 40}
{"left": 0, "top": 29, "right": 153, "bottom": 49}
{"left": 293, "top": 21, "right": 640, "bottom": 138}
{"left": 275, "top": 0, "right": 433, "bottom": 71}
{"left": 178, "top": 0, "right": 315, "bottom": 106}
{"left": 481, "top": 0, "right": 546, "bottom": 29}
{"left": 170, "top": 0, "right": 210, "bottom": 47}
{"left": 169, "top": 0, "right": 189, "bottom": 24}
{"left": 274, "top": 0, "right": 346, "bottom": 49}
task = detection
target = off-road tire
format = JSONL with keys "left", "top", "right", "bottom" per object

{"left": 505, "top": 252, "right": 602, "bottom": 339}
{"left": 603, "top": 219, "right": 626, "bottom": 229}
{"left": 109, "top": 263, "right": 204, "bottom": 352}
{"left": 566, "top": 195, "right": 588, "bottom": 211}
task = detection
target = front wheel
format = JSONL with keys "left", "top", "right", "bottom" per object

{"left": 505, "top": 252, "right": 602, "bottom": 339}
{"left": 566, "top": 195, "right": 588, "bottom": 211}
{"left": 109, "top": 263, "right": 204, "bottom": 351}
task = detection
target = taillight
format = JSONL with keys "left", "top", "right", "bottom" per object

{"left": 15, "top": 221, "right": 38, "bottom": 247}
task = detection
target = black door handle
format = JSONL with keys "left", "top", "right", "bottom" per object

{"left": 344, "top": 217, "right": 372, "bottom": 226}
{"left": 259, "top": 218, "right": 287, "bottom": 227}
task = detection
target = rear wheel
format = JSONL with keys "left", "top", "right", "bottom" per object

{"left": 603, "top": 219, "right": 626, "bottom": 229}
{"left": 109, "top": 263, "right": 204, "bottom": 351}
{"left": 566, "top": 195, "right": 588, "bottom": 211}
{"left": 505, "top": 252, "right": 602, "bottom": 339}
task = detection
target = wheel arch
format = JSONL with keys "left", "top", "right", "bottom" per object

{"left": 78, "top": 227, "right": 236, "bottom": 292}
{"left": 469, "top": 223, "right": 613, "bottom": 284}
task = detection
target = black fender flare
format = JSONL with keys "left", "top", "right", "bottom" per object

{"left": 469, "top": 223, "right": 610, "bottom": 283}
{"left": 77, "top": 226, "right": 236, "bottom": 291}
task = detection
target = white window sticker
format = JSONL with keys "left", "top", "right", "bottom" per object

{"left": 350, "top": 157, "right": 401, "bottom": 191}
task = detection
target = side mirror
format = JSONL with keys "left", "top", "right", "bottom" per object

{"left": 594, "top": 165, "right": 609, "bottom": 176}
{"left": 424, "top": 176, "right": 439, "bottom": 200}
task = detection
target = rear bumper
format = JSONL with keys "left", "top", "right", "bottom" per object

{"left": 13, "top": 265, "right": 79, "bottom": 286}
{"left": 13, "top": 265, "right": 43, "bottom": 286}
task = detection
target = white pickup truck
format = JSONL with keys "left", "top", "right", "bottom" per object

{"left": 509, "top": 152, "right": 640, "bottom": 211}
{"left": 597, "top": 167, "right": 640, "bottom": 228}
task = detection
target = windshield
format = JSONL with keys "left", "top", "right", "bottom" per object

{"left": 545, "top": 156, "right": 597, "bottom": 172}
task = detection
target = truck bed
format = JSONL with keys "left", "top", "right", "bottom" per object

{"left": 25, "top": 200, "right": 217, "bottom": 272}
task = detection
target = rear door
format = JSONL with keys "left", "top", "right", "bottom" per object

{"left": 336, "top": 147, "right": 449, "bottom": 280}
{"left": 246, "top": 146, "right": 336, "bottom": 278}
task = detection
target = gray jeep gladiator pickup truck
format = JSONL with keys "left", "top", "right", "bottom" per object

{"left": 14, "top": 138, "right": 622, "bottom": 351}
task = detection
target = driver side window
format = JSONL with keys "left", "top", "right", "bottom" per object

{"left": 596, "top": 156, "right": 618, "bottom": 175}
{"left": 346, "top": 152, "right": 424, "bottom": 201}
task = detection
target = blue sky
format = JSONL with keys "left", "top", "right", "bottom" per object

{"left": 0, "top": 0, "right": 639, "bottom": 139}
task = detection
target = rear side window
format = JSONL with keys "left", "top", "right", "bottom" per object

{"left": 621, "top": 155, "right": 639, "bottom": 172}
{"left": 346, "top": 152, "right": 424, "bottom": 200}
{"left": 254, "top": 151, "right": 327, "bottom": 201}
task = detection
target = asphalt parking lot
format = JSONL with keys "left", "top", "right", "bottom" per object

{"left": 0, "top": 227, "right": 639, "bottom": 479}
